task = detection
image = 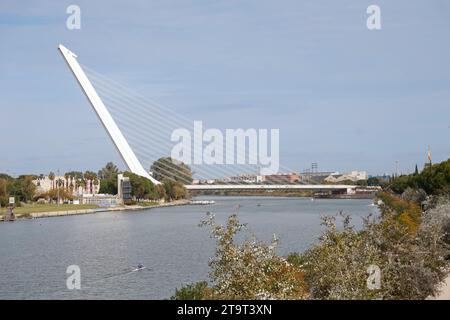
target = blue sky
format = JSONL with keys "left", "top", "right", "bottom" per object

{"left": 0, "top": 0, "right": 449, "bottom": 177}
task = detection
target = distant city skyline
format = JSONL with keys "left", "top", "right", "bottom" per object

{"left": 1, "top": 0, "right": 449, "bottom": 177}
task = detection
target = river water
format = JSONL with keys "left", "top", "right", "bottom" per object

{"left": 0, "top": 196, "right": 378, "bottom": 299}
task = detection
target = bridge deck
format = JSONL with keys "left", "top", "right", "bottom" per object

{"left": 185, "top": 184, "right": 361, "bottom": 191}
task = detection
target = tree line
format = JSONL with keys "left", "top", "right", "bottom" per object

{"left": 0, "top": 175, "right": 36, "bottom": 206}
{"left": 388, "top": 158, "right": 450, "bottom": 195}
{"left": 0, "top": 156, "right": 193, "bottom": 206}
{"left": 98, "top": 157, "right": 191, "bottom": 202}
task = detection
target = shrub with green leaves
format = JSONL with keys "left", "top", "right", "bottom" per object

{"left": 298, "top": 214, "right": 383, "bottom": 300}
{"left": 173, "top": 195, "right": 449, "bottom": 300}
{"left": 171, "top": 281, "right": 211, "bottom": 300}
{"left": 297, "top": 201, "right": 448, "bottom": 300}
{"left": 173, "top": 214, "right": 308, "bottom": 300}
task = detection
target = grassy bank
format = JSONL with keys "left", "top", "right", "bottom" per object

{"left": 0, "top": 199, "right": 194, "bottom": 220}
{"left": 0, "top": 204, "right": 101, "bottom": 218}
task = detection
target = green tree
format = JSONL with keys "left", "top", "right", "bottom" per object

{"left": 155, "top": 184, "right": 166, "bottom": 200}
{"left": 99, "top": 175, "right": 118, "bottom": 195}
{"left": 19, "top": 176, "right": 36, "bottom": 202}
{"left": 162, "top": 178, "right": 187, "bottom": 201}
{"left": 65, "top": 171, "right": 83, "bottom": 180}
{"left": 389, "top": 158, "right": 450, "bottom": 195}
{"left": 98, "top": 162, "right": 119, "bottom": 180}
{"left": 123, "top": 172, "right": 156, "bottom": 201}
{"left": 0, "top": 178, "right": 10, "bottom": 207}
{"left": 0, "top": 173, "right": 13, "bottom": 181}
{"left": 367, "top": 177, "right": 381, "bottom": 186}
{"left": 97, "top": 164, "right": 119, "bottom": 195}
{"left": 151, "top": 157, "right": 193, "bottom": 184}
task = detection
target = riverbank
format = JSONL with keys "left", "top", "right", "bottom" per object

{"left": 191, "top": 190, "right": 377, "bottom": 199}
{"left": 0, "top": 199, "right": 197, "bottom": 221}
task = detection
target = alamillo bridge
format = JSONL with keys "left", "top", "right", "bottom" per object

{"left": 58, "top": 44, "right": 358, "bottom": 195}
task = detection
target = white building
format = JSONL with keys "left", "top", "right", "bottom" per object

{"left": 223, "top": 174, "right": 264, "bottom": 184}
{"left": 324, "top": 171, "right": 368, "bottom": 183}
{"left": 33, "top": 175, "right": 100, "bottom": 196}
{"left": 81, "top": 193, "right": 121, "bottom": 206}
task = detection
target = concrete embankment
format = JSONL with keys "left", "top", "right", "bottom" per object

{"left": 0, "top": 199, "right": 198, "bottom": 221}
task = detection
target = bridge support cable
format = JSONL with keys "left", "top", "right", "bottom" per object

{"left": 59, "top": 44, "right": 312, "bottom": 185}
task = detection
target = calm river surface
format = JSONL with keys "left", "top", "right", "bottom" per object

{"left": 0, "top": 196, "right": 378, "bottom": 299}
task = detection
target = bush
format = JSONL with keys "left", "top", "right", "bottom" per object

{"left": 297, "top": 201, "right": 448, "bottom": 300}
{"left": 377, "top": 192, "right": 422, "bottom": 234}
{"left": 171, "top": 281, "right": 211, "bottom": 300}
{"left": 299, "top": 214, "right": 383, "bottom": 300}
{"left": 421, "top": 197, "right": 450, "bottom": 249}
{"left": 173, "top": 196, "right": 449, "bottom": 300}
{"left": 173, "top": 214, "right": 308, "bottom": 300}
{"left": 401, "top": 187, "right": 427, "bottom": 204}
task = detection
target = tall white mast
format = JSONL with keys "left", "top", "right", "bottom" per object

{"left": 58, "top": 44, "right": 160, "bottom": 185}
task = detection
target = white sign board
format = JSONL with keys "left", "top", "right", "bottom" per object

{"left": 9, "top": 197, "right": 15, "bottom": 204}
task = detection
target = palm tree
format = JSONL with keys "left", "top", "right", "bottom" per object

{"left": 64, "top": 173, "right": 70, "bottom": 189}
{"left": 75, "top": 178, "right": 86, "bottom": 195}
{"left": 83, "top": 171, "right": 97, "bottom": 194}
{"left": 57, "top": 178, "right": 64, "bottom": 189}
{"left": 93, "top": 178, "right": 99, "bottom": 195}
{"left": 48, "top": 172, "right": 55, "bottom": 190}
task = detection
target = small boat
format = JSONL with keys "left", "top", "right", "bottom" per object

{"left": 132, "top": 264, "right": 146, "bottom": 272}
{"left": 191, "top": 200, "right": 215, "bottom": 205}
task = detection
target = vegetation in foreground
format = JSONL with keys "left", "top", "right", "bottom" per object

{"left": 293, "top": 195, "right": 449, "bottom": 299}
{"left": 172, "top": 214, "right": 308, "bottom": 300}
{"left": 172, "top": 199, "right": 450, "bottom": 299}
{"left": 172, "top": 195, "right": 450, "bottom": 300}
{"left": 172, "top": 158, "right": 450, "bottom": 300}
